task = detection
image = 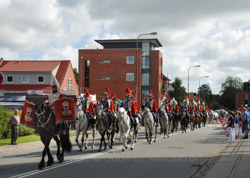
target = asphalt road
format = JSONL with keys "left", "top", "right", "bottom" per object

{"left": 0, "top": 124, "right": 227, "bottom": 178}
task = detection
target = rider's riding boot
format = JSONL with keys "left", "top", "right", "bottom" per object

{"left": 134, "top": 125, "right": 138, "bottom": 134}
{"left": 141, "top": 118, "right": 144, "bottom": 126}
{"left": 116, "top": 123, "right": 119, "bottom": 133}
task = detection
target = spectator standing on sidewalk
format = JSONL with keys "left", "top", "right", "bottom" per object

{"left": 234, "top": 111, "right": 240, "bottom": 139}
{"left": 242, "top": 107, "right": 249, "bottom": 139}
{"left": 9, "top": 109, "right": 20, "bottom": 145}
{"left": 227, "top": 111, "right": 235, "bottom": 143}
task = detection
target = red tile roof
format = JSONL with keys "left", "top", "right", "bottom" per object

{"left": 56, "top": 61, "right": 70, "bottom": 85}
{"left": 0, "top": 60, "right": 60, "bottom": 72}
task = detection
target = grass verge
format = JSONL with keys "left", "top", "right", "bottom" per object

{"left": 0, "top": 132, "right": 76, "bottom": 146}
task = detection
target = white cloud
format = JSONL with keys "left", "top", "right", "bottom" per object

{"left": 1, "top": 0, "right": 250, "bottom": 94}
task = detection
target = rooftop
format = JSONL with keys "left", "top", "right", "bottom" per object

{"left": 95, "top": 38, "right": 163, "bottom": 48}
{"left": 0, "top": 60, "right": 62, "bottom": 72}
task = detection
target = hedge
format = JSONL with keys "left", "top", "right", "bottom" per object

{"left": 0, "top": 106, "right": 35, "bottom": 139}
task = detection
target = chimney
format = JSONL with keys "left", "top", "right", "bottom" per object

{"left": 0, "top": 58, "right": 4, "bottom": 67}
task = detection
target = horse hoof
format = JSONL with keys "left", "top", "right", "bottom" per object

{"left": 109, "top": 146, "right": 113, "bottom": 149}
{"left": 149, "top": 142, "right": 152, "bottom": 145}
{"left": 91, "top": 146, "right": 94, "bottom": 149}
{"left": 134, "top": 140, "right": 137, "bottom": 143}
{"left": 85, "top": 146, "right": 88, "bottom": 150}
{"left": 131, "top": 148, "right": 133, "bottom": 150}
{"left": 38, "top": 165, "right": 44, "bottom": 170}
{"left": 154, "top": 140, "right": 156, "bottom": 143}
{"left": 122, "top": 149, "right": 125, "bottom": 152}
{"left": 125, "top": 146, "right": 128, "bottom": 149}
{"left": 164, "top": 136, "right": 166, "bottom": 139}
{"left": 98, "top": 149, "right": 101, "bottom": 152}
{"left": 79, "top": 149, "right": 82, "bottom": 152}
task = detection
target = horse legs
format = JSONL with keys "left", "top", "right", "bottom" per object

{"left": 130, "top": 131, "right": 135, "bottom": 150}
{"left": 75, "top": 129, "right": 83, "bottom": 151}
{"left": 53, "top": 135, "right": 62, "bottom": 162}
{"left": 91, "top": 127, "right": 95, "bottom": 149}
{"left": 154, "top": 125, "right": 157, "bottom": 142}
{"left": 47, "top": 147, "right": 54, "bottom": 166}
{"left": 38, "top": 136, "right": 52, "bottom": 169}
{"left": 85, "top": 133, "right": 88, "bottom": 150}
{"left": 98, "top": 134, "right": 103, "bottom": 152}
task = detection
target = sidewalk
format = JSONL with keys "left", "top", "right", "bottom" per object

{"left": 204, "top": 136, "right": 250, "bottom": 178}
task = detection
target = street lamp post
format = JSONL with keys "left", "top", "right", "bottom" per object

{"left": 199, "top": 76, "right": 209, "bottom": 98}
{"left": 136, "top": 32, "right": 157, "bottom": 101}
{"left": 188, "top": 65, "right": 201, "bottom": 93}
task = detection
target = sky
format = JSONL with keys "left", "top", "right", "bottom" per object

{"left": 1, "top": 0, "right": 250, "bottom": 94}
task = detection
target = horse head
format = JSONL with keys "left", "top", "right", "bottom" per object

{"left": 75, "top": 103, "right": 84, "bottom": 120}
{"left": 96, "top": 102, "right": 104, "bottom": 119}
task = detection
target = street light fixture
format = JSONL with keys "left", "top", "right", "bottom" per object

{"left": 136, "top": 32, "right": 158, "bottom": 101}
{"left": 188, "top": 65, "right": 201, "bottom": 93}
{"left": 199, "top": 76, "right": 209, "bottom": 98}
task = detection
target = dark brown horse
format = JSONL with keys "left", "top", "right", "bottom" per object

{"left": 34, "top": 103, "right": 72, "bottom": 169}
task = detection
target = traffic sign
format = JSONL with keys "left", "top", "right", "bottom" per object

{"left": 0, "top": 72, "right": 4, "bottom": 86}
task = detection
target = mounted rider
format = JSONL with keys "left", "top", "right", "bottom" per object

{"left": 182, "top": 98, "right": 190, "bottom": 118}
{"left": 193, "top": 100, "right": 199, "bottom": 119}
{"left": 100, "top": 86, "right": 115, "bottom": 121}
{"left": 146, "top": 90, "right": 159, "bottom": 126}
{"left": 128, "top": 91, "right": 139, "bottom": 133}
{"left": 164, "top": 94, "right": 173, "bottom": 120}
{"left": 82, "top": 88, "right": 95, "bottom": 123}
{"left": 111, "top": 92, "right": 120, "bottom": 133}
{"left": 112, "top": 92, "right": 120, "bottom": 113}
{"left": 45, "top": 82, "right": 64, "bottom": 107}
{"left": 121, "top": 88, "right": 131, "bottom": 112}
{"left": 198, "top": 100, "right": 203, "bottom": 118}
{"left": 45, "top": 82, "right": 65, "bottom": 132}
{"left": 171, "top": 98, "right": 180, "bottom": 117}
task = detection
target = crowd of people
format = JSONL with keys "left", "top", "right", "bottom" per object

{"left": 226, "top": 106, "right": 249, "bottom": 143}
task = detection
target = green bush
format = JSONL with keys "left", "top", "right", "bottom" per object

{"left": 0, "top": 106, "right": 35, "bottom": 139}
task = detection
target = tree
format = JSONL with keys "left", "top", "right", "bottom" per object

{"left": 198, "top": 84, "right": 212, "bottom": 105}
{"left": 169, "top": 77, "right": 186, "bottom": 105}
{"left": 219, "top": 76, "right": 243, "bottom": 110}
{"left": 73, "top": 68, "right": 78, "bottom": 84}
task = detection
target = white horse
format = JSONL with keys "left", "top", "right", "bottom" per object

{"left": 142, "top": 107, "right": 156, "bottom": 144}
{"left": 75, "top": 103, "right": 96, "bottom": 151}
{"left": 159, "top": 105, "right": 170, "bottom": 138}
{"left": 208, "top": 110, "right": 219, "bottom": 124}
{"left": 117, "top": 107, "right": 135, "bottom": 151}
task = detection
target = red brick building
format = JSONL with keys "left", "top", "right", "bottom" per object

{"left": 235, "top": 92, "right": 250, "bottom": 109}
{"left": 78, "top": 39, "right": 165, "bottom": 107}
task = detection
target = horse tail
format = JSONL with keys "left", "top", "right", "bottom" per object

{"left": 61, "top": 124, "right": 72, "bottom": 152}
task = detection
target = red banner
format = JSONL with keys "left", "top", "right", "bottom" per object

{"left": 53, "top": 98, "right": 75, "bottom": 123}
{"left": 20, "top": 101, "right": 35, "bottom": 128}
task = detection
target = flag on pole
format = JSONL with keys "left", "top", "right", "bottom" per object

{"left": 53, "top": 98, "right": 75, "bottom": 123}
{"left": 20, "top": 101, "right": 36, "bottom": 128}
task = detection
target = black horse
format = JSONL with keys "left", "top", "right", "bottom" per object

{"left": 96, "top": 103, "right": 115, "bottom": 152}
{"left": 171, "top": 112, "right": 181, "bottom": 133}
{"left": 180, "top": 110, "right": 189, "bottom": 133}
{"left": 34, "top": 103, "right": 72, "bottom": 169}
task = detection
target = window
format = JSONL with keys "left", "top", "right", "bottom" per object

{"left": 22, "top": 76, "right": 29, "bottom": 83}
{"left": 37, "top": 76, "right": 44, "bottom": 83}
{"left": 68, "top": 78, "right": 72, "bottom": 90}
{"left": 99, "top": 77, "right": 110, "bottom": 80}
{"left": 6, "top": 76, "right": 13, "bottom": 83}
{"left": 142, "top": 56, "right": 150, "bottom": 69}
{"left": 99, "top": 60, "right": 110, "bottom": 64}
{"left": 126, "top": 56, "right": 134, "bottom": 64}
{"left": 142, "top": 73, "right": 149, "bottom": 86}
{"left": 126, "top": 73, "right": 134, "bottom": 81}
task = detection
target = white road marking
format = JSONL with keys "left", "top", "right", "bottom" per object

{"left": 9, "top": 124, "right": 219, "bottom": 178}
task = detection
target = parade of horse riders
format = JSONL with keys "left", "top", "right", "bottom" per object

{"left": 18, "top": 82, "right": 214, "bottom": 170}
